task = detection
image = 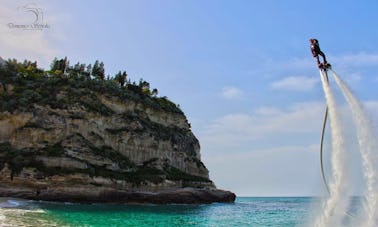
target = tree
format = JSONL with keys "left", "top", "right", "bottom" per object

{"left": 67, "top": 62, "right": 84, "bottom": 78}
{"left": 99, "top": 62, "right": 105, "bottom": 80}
{"left": 121, "top": 71, "right": 127, "bottom": 86}
{"left": 86, "top": 64, "right": 92, "bottom": 78}
{"left": 151, "top": 88, "right": 158, "bottom": 97}
{"left": 92, "top": 60, "right": 105, "bottom": 80}
{"left": 92, "top": 60, "right": 99, "bottom": 79}
{"left": 50, "top": 57, "right": 69, "bottom": 74}
{"left": 73, "top": 62, "right": 81, "bottom": 71}
{"left": 63, "top": 57, "right": 69, "bottom": 74}
{"left": 50, "top": 57, "right": 58, "bottom": 71}
{"left": 79, "top": 64, "right": 86, "bottom": 76}
{"left": 115, "top": 71, "right": 122, "bottom": 86}
{"left": 115, "top": 71, "right": 127, "bottom": 87}
{"left": 138, "top": 78, "right": 150, "bottom": 95}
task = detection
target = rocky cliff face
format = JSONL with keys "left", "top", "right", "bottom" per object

{"left": 0, "top": 63, "right": 235, "bottom": 203}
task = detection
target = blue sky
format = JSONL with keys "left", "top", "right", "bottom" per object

{"left": 1, "top": 0, "right": 378, "bottom": 196}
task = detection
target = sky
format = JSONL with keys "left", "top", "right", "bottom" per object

{"left": 1, "top": 0, "right": 378, "bottom": 196}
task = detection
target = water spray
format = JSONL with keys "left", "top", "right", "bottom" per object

{"left": 315, "top": 69, "right": 350, "bottom": 226}
{"left": 331, "top": 70, "right": 378, "bottom": 227}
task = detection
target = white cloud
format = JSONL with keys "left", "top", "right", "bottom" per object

{"left": 333, "top": 52, "right": 378, "bottom": 67}
{"left": 271, "top": 76, "right": 318, "bottom": 91}
{"left": 201, "top": 99, "right": 378, "bottom": 149}
{"left": 201, "top": 101, "right": 324, "bottom": 146}
{"left": 220, "top": 86, "right": 244, "bottom": 99}
{"left": 344, "top": 72, "right": 362, "bottom": 83}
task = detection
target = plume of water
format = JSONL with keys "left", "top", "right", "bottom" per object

{"left": 332, "top": 70, "right": 378, "bottom": 227}
{"left": 313, "top": 70, "right": 349, "bottom": 227}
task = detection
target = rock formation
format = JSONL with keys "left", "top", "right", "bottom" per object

{"left": 0, "top": 59, "right": 235, "bottom": 203}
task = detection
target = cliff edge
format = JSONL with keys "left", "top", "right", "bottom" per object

{"left": 0, "top": 58, "right": 235, "bottom": 204}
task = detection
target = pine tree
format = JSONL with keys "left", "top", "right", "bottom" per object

{"left": 86, "top": 64, "right": 92, "bottom": 76}
{"left": 63, "top": 57, "right": 69, "bottom": 73}
{"left": 120, "top": 71, "right": 127, "bottom": 87}
{"left": 79, "top": 64, "right": 86, "bottom": 74}
{"left": 151, "top": 88, "right": 158, "bottom": 97}
{"left": 92, "top": 60, "right": 100, "bottom": 79}
{"left": 139, "top": 78, "right": 150, "bottom": 95}
{"left": 50, "top": 57, "right": 58, "bottom": 71}
{"left": 115, "top": 71, "right": 122, "bottom": 86}
{"left": 73, "top": 62, "right": 81, "bottom": 72}
{"left": 99, "top": 62, "right": 105, "bottom": 80}
{"left": 50, "top": 57, "right": 69, "bottom": 74}
{"left": 92, "top": 60, "right": 105, "bottom": 80}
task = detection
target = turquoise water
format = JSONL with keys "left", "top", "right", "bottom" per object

{"left": 0, "top": 197, "right": 314, "bottom": 226}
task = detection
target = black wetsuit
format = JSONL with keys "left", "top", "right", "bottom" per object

{"left": 310, "top": 39, "right": 327, "bottom": 65}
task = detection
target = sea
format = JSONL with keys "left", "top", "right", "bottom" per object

{"left": 0, "top": 197, "right": 326, "bottom": 227}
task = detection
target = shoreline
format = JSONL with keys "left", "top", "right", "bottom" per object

{"left": 0, "top": 187, "right": 236, "bottom": 204}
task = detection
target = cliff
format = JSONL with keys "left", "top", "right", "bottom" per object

{"left": 0, "top": 59, "right": 235, "bottom": 204}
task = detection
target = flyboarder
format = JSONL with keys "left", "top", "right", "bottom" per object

{"left": 310, "top": 38, "right": 329, "bottom": 69}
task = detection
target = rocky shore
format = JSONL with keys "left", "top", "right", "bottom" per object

{"left": 0, "top": 187, "right": 235, "bottom": 204}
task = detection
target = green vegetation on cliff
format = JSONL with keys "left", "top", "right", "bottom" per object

{"left": 0, "top": 58, "right": 182, "bottom": 114}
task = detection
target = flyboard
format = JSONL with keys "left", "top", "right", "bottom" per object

{"left": 319, "top": 62, "right": 332, "bottom": 194}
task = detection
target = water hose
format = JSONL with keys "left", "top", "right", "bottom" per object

{"left": 320, "top": 69, "right": 330, "bottom": 194}
{"left": 320, "top": 105, "right": 330, "bottom": 194}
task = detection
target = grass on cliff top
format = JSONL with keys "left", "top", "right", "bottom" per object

{"left": 0, "top": 58, "right": 183, "bottom": 115}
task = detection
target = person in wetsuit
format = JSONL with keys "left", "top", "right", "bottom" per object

{"left": 310, "top": 38, "right": 327, "bottom": 68}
